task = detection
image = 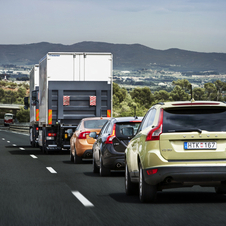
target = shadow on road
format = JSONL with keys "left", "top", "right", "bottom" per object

{"left": 63, "top": 159, "right": 92, "bottom": 165}
{"left": 84, "top": 171, "right": 124, "bottom": 177}
{"left": 109, "top": 191, "right": 226, "bottom": 204}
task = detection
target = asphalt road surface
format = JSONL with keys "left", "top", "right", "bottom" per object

{"left": 1, "top": 129, "right": 226, "bottom": 226}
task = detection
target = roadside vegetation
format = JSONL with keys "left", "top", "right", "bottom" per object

{"left": 1, "top": 78, "right": 226, "bottom": 121}
{"left": 113, "top": 79, "right": 226, "bottom": 117}
{"left": 0, "top": 80, "right": 30, "bottom": 122}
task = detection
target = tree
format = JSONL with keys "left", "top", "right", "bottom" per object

{"left": 172, "top": 79, "right": 191, "bottom": 92}
{"left": 16, "top": 108, "right": 30, "bottom": 122}
{"left": 204, "top": 83, "right": 217, "bottom": 100}
{"left": 170, "top": 86, "right": 190, "bottom": 101}
{"left": 0, "top": 88, "right": 5, "bottom": 101}
{"left": 17, "top": 87, "right": 27, "bottom": 98}
{"left": 214, "top": 80, "right": 226, "bottom": 101}
{"left": 154, "top": 90, "right": 169, "bottom": 102}
{"left": 8, "top": 82, "right": 17, "bottom": 89}
{"left": 0, "top": 81, "right": 7, "bottom": 87}
{"left": 113, "top": 83, "right": 127, "bottom": 103}
{"left": 193, "top": 87, "right": 206, "bottom": 100}
{"left": 130, "top": 87, "right": 154, "bottom": 108}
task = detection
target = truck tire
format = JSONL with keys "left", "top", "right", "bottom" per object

{"left": 99, "top": 155, "right": 110, "bottom": 176}
{"left": 125, "top": 161, "right": 138, "bottom": 195}
{"left": 30, "top": 128, "right": 35, "bottom": 147}
{"left": 74, "top": 147, "right": 82, "bottom": 164}
{"left": 139, "top": 163, "right": 157, "bottom": 203}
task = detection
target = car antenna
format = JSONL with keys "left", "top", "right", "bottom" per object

{"left": 190, "top": 84, "right": 195, "bottom": 102}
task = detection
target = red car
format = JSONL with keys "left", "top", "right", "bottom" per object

{"left": 4, "top": 113, "right": 14, "bottom": 126}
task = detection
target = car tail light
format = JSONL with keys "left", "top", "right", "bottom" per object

{"left": 105, "top": 124, "right": 116, "bottom": 144}
{"left": 36, "top": 127, "right": 39, "bottom": 131}
{"left": 146, "top": 169, "right": 158, "bottom": 175}
{"left": 146, "top": 109, "right": 163, "bottom": 141}
{"left": 78, "top": 131, "right": 90, "bottom": 139}
{"left": 48, "top": 133, "right": 57, "bottom": 137}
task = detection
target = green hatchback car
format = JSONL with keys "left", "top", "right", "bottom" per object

{"left": 125, "top": 101, "right": 226, "bottom": 202}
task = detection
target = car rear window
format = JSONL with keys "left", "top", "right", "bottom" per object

{"left": 162, "top": 108, "right": 226, "bottom": 132}
{"left": 84, "top": 120, "right": 108, "bottom": 129}
{"left": 116, "top": 122, "right": 141, "bottom": 138}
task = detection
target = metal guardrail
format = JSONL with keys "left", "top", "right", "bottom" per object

{"left": 9, "top": 124, "right": 29, "bottom": 134}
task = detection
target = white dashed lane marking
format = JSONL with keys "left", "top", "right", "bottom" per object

{"left": 13, "top": 144, "right": 17, "bottom": 146}
{"left": 46, "top": 167, "right": 57, "bottom": 174}
{"left": 72, "top": 191, "right": 94, "bottom": 207}
{"left": 2, "top": 138, "right": 5, "bottom": 140}
{"left": 30, "top": 155, "right": 38, "bottom": 159}
{"left": 19, "top": 148, "right": 25, "bottom": 150}
{"left": 7, "top": 141, "right": 10, "bottom": 143}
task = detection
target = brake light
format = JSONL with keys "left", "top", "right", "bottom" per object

{"left": 146, "top": 109, "right": 163, "bottom": 141}
{"left": 78, "top": 131, "right": 90, "bottom": 139}
{"left": 105, "top": 124, "right": 116, "bottom": 144}
{"left": 36, "top": 127, "right": 39, "bottom": 131}
{"left": 146, "top": 169, "right": 158, "bottom": 175}
{"left": 172, "top": 102, "right": 219, "bottom": 106}
{"left": 48, "top": 133, "right": 57, "bottom": 137}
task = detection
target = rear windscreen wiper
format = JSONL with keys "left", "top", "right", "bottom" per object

{"left": 168, "top": 128, "right": 202, "bottom": 133}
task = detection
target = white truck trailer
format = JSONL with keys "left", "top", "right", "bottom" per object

{"left": 35, "top": 52, "right": 113, "bottom": 153}
{"left": 29, "top": 64, "right": 39, "bottom": 147}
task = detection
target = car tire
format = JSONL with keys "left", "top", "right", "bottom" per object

{"left": 139, "top": 163, "right": 157, "bottom": 203}
{"left": 93, "top": 158, "right": 99, "bottom": 173}
{"left": 70, "top": 149, "right": 74, "bottom": 162}
{"left": 125, "top": 161, "right": 138, "bottom": 195}
{"left": 99, "top": 155, "right": 110, "bottom": 176}
{"left": 74, "top": 147, "right": 82, "bottom": 164}
{"left": 215, "top": 186, "right": 226, "bottom": 194}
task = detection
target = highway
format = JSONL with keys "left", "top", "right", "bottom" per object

{"left": 1, "top": 130, "right": 226, "bottom": 226}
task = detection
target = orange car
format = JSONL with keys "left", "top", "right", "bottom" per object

{"left": 70, "top": 117, "right": 109, "bottom": 164}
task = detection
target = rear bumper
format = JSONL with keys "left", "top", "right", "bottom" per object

{"left": 102, "top": 145, "right": 125, "bottom": 170}
{"left": 82, "top": 149, "right": 93, "bottom": 159}
{"left": 143, "top": 166, "right": 226, "bottom": 186}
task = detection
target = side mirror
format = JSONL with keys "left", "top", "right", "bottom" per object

{"left": 89, "top": 132, "right": 97, "bottom": 139}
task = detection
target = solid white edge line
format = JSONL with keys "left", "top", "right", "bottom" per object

{"left": 30, "top": 155, "right": 37, "bottom": 159}
{"left": 72, "top": 191, "right": 94, "bottom": 207}
{"left": 46, "top": 167, "right": 57, "bottom": 174}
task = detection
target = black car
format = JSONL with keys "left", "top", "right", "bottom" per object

{"left": 90, "top": 117, "right": 142, "bottom": 176}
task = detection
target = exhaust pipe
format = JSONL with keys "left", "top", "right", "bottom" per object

{"left": 116, "top": 163, "right": 122, "bottom": 168}
{"left": 86, "top": 152, "right": 92, "bottom": 157}
{"left": 165, "top": 177, "right": 172, "bottom": 184}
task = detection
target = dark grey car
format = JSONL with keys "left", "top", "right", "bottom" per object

{"left": 91, "top": 117, "right": 142, "bottom": 176}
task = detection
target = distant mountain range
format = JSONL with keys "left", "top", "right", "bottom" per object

{"left": 0, "top": 41, "right": 226, "bottom": 73}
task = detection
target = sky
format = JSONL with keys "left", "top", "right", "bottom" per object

{"left": 1, "top": 0, "right": 226, "bottom": 53}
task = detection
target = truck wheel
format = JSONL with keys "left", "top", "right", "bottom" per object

{"left": 99, "top": 155, "right": 110, "bottom": 176}
{"left": 74, "top": 147, "right": 82, "bottom": 164}
{"left": 93, "top": 158, "right": 99, "bottom": 173}
{"left": 139, "top": 163, "right": 157, "bottom": 203}
{"left": 125, "top": 161, "right": 138, "bottom": 195}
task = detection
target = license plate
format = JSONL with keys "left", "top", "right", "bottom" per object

{"left": 184, "top": 142, "right": 217, "bottom": 150}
